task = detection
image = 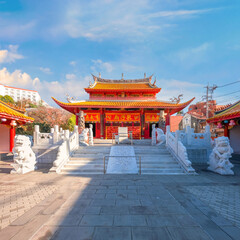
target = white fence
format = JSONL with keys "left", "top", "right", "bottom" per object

{"left": 166, "top": 126, "right": 195, "bottom": 173}
{"left": 178, "top": 125, "right": 211, "bottom": 148}
{"left": 50, "top": 126, "right": 79, "bottom": 173}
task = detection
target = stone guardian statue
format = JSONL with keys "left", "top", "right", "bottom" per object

{"left": 11, "top": 135, "right": 37, "bottom": 174}
{"left": 208, "top": 136, "right": 234, "bottom": 175}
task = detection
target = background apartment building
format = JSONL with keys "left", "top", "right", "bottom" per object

{"left": 0, "top": 84, "right": 41, "bottom": 103}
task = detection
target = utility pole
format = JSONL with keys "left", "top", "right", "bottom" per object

{"left": 203, "top": 84, "right": 217, "bottom": 122}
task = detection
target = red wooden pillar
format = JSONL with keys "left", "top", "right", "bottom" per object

{"left": 224, "top": 125, "right": 229, "bottom": 137}
{"left": 10, "top": 126, "right": 15, "bottom": 152}
{"left": 165, "top": 112, "right": 170, "bottom": 126}
{"left": 76, "top": 114, "right": 79, "bottom": 126}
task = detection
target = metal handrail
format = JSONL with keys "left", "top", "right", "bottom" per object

{"left": 103, "top": 155, "right": 141, "bottom": 175}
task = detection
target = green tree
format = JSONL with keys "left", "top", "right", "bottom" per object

{"left": 0, "top": 95, "right": 15, "bottom": 104}
{"left": 67, "top": 114, "right": 76, "bottom": 131}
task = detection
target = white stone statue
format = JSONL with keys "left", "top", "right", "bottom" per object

{"left": 151, "top": 124, "right": 156, "bottom": 145}
{"left": 79, "top": 128, "right": 89, "bottom": 146}
{"left": 208, "top": 136, "right": 234, "bottom": 175}
{"left": 11, "top": 135, "right": 37, "bottom": 174}
{"left": 156, "top": 128, "right": 166, "bottom": 146}
{"left": 89, "top": 124, "right": 94, "bottom": 146}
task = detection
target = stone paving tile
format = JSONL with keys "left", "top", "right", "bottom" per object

{"left": 114, "top": 215, "right": 147, "bottom": 226}
{"left": 185, "top": 185, "right": 240, "bottom": 228}
{"left": 129, "top": 206, "right": 159, "bottom": 215}
{"left": 80, "top": 215, "right": 114, "bottom": 226}
{"left": 132, "top": 227, "right": 172, "bottom": 240}
{"left": 100, "top": 206, "right": 129, "bottom": 215}
{"left": 146, "top": 215, "right": 180, "bottom": 227}
{"left": 0, "top": 183, "right": 58, "bottom": 230}
{"left": 167, "top": 226, "right": 212, "bottom": 240}
{"left": 93, "top": 227, "right": 131, "bottom": 240}
{"left": 51, "top": 226, "right": 94, "bottom": 240}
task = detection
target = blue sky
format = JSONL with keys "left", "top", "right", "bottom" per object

{"left": 0, "top": 0, "right": 240, "bottom": 106}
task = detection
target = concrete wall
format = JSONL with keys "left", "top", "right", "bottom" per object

{"left": 229, "top": 125, "right": 240, "bottom": 154}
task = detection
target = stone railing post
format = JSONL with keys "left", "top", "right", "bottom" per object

{"left": 175, "top": 130, "right": 180, "bottom": 155}
{"left": 186, "top": 126, "right": 192, "bottom": 146}
{"left": 166, "top": 125, "right": 170, "bottom": 146}
{"left": 33, "top": 125, "right": 40, "bottom": 147}
{"left": 64, "top": 130, "right": 70, "bottom": 140}
{"left": 53, "top": 125, "right": 59, "bottom": 144}
{"left": 205, "top": 125, "right": 211, "bottom": 146}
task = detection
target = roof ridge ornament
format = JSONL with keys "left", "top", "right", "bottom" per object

{"left": 170, "top": 94, "right": 183, "bottom": 104}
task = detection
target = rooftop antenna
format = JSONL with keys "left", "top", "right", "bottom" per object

{"left": 99, "top": 72, "right": 101, "bottom": 78}
{"left": 144, "top": 73, "right": 146, "bottom": 78}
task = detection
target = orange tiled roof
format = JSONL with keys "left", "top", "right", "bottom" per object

{"left": 207, "top": 100, "right": 240, "bottom": 122}
{"left": 52, "top": 97, "right": 195, "bottom": 109}
{"left": 86, "top": 82, "right": 158, "bottom": 90}
{"left": 0, "top": 100, "right": 34, "bottom": 123}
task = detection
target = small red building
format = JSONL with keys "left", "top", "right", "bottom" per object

{"left": 0, "top": 100, "right": 34, "bottom": 153}
{"left": 53, "top": 74, "right": 194, "bottom": 139}
{"left": 207, "top": 100, "right": 240, "bottom": 153}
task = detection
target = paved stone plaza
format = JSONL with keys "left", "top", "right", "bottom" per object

{"left": 0, "top": 162, "right": 239, "bottom": 240}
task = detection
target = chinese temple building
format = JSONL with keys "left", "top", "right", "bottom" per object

{"left": 53, "top": 74, "right": 194, "bottom": 139}
{"left": 0, "top": 100, "right": 34, "bottom": 153}
{"left": 207, "top": 100, "right": 240, "bottom": 154}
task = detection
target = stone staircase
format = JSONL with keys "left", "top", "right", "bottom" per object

{"left": 60, "top": 145, "right": 111, "bottom": 175}
{"left": 134, "top": 145, "right": 186, "bottom": 175}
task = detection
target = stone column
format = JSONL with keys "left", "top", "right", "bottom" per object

{"left": 158, "top": 110, "right": 165, "bottom": 130}
{"left": 77, "top": 111, "right": 85, "bottom": 134}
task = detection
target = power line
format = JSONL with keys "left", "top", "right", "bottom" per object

{"left": 214, "top": 90, "right": 240, "bottom": 98}
{"left": 217, "top": 80, "right": 240, "bottom": 88}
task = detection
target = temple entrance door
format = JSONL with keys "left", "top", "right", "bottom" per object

{"left": 85, "top": 123, "right": 96, "bottom": 137}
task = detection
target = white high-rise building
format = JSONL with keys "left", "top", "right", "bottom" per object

{"left": 0, "top": 84, "right": 41, "bottom": 103}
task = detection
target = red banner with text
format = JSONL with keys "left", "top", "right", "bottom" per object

{"left": 106, "top": 113, "right": 140, "bottom": 122}
{"left": 85, "top": 113, "right": 100, "bottom": 122}
{"left": 145, "top": 113, "right": 159, "bottom": 122}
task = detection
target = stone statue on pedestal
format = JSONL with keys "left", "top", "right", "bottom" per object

{"left": 208, "top": 136, "right": 234, "bottom": 175}
{"left": 11, "top": 135, "right": 36, "bottom": 174}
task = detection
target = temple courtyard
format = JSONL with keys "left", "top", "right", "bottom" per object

{"left": 0, "top": 144, "right": 239, "bottom": 240}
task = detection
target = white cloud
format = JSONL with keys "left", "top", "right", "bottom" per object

{"left": 0, "top": 67, "right": 90, "bottom": 104}
{"left": 167, "top": 42, "right": 211, "bottom": 67}
{"left": 0, "top": 45, "right": 24, "bottom": 64}
{"left": 146, "top": 9, "right": 213, "bottom": 19}
{"left": 39, "top": 67, "right": 52, "bottom": 74}
{"left": 157, "top": 79, "right": 204, "bottom": 104}
{"left": 91, "top": 59, "right": 114, "bottom": 73}
{"left": 0, "top": 67, "right": 40, "bottom": 88}
{"left": 69, "top": 61, "right": 77, "bottom": 66}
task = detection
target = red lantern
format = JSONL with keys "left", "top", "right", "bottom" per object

{"left": 229, "top": 120, "right": 236, "bottom": 126}
{"left": 217, "top": 122, "right": 222, "bottom": 128}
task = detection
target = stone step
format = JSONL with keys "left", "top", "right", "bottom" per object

{"left": 141, "top": 168, "right": 184, "bottom": 174}
{"left": 138, "top": 164, "right": 180, "bottom": 168}
{"left": 61, "top": 168, "right": 104, "bottom": 173}
{"left": 63, "top": 165, "right": 104, "bottom": 170}
{"left": 70, "top": 157, "right": 103, "bottom": 161}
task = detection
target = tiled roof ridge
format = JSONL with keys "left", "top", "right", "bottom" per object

{"left": 0, "top": 100, "right": 34, "bottom": 122}
{"left": 91, "top": 74, "right": 153, "bottom": 84}
{"left": 0, "top": 101, "right": 26, "bottom": 113}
